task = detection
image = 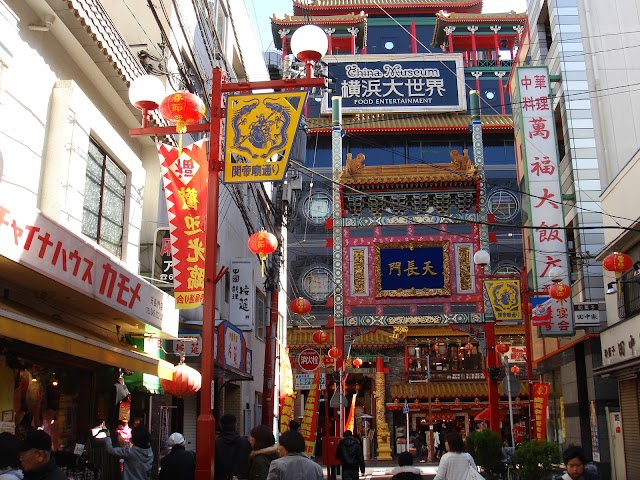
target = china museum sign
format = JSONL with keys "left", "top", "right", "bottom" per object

{"left": 322, "top": 54, "right": 466, "bottom": 114}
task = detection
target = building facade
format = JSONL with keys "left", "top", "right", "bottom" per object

{"left": 0, "top": 0, "right": 275, "bottom": 469}
{"left": 273, "top": 0, "right": 530, "bottom": 459}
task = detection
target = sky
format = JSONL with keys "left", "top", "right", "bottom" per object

{"left": 248, "top": 0, "right": 528, "bottom": 53}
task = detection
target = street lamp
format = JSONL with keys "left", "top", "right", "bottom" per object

{"left": 128, "top": 27, "right": 328, "bottom": 480}
{"left": 473, "top": 249, "right": 501, "bottom": 435}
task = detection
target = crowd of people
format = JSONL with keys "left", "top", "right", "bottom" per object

{"left": 0, "top": 414, "right": 600, "bottom": 480}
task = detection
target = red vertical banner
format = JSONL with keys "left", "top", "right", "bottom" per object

{"left": 300, "top": 368, "right": 321, "bottom": 457}
{"left": 345, "top": 393, "right": 357, "bottom": 433}
{"left": 279, "top": 345, "right": 295, "bottom": 433}
{"left": 532, "top": 382, "right": 550, "bottom": 440}
{"left": 157, "top": 140, "right": 208, "bottom": 309}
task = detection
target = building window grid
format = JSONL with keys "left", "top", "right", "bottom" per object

{"left": 255, "top": 289, "right": 266, "bottom": 341}
{"left": 81, "top": 139, "right": 126, "bottom": 257}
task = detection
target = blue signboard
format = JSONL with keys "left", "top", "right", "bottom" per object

{"left": 375, "top": 241, "right": 450, "bottom": 298}
{"left": 322, "top": 54, "right": 466, "bottom": 114}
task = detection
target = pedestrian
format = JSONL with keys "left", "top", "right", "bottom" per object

{"left": 104, "top": 424, "right": 154, "bottom": 480}
{"left": 560, "top": 445, "right": 599, "bottom": 480}
{"left": 214, "top": 413, "right": 251, "bottom": 480}
{"left": 412, "top": 431, "right": 425, "bottom": 463}
{"left": 266, "top": 430, "right": 322, "bottom": 480}
{"left": 336, "top": 430, "right": 365, "bottom": 480}
{"left": 433, "top": 432, "right": 478, "bottom": 480}
{"left": 0, "top": 432, "right": 24, "bottom": 480}
{"left": 248, "top": 425, "right": 278, "bottom": 480}
{"left": 159, "top": 433, "right": 195, "bottom": 480}
{"left": 391, "top": 452, "right": 423, "bottom": 480}
{"left": 288, "top": 420, "right": 300, "bottom": 432}
{"left": 18, "top": 430, "right": 66, "bottom": 480}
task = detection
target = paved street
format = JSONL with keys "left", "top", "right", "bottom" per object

{"left": 323, "top": 460, "right": 439, "bottom": 480}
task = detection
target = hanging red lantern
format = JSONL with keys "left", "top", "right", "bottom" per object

{"left": 159, "top": 92, "right": 206, "bottom": 154}
{"left": 465, "top": 342, "right": 474, "bottom": 352}
{"left": 160, "top": 359, "right": 202, "bottom": 398}
{"left": 352, "top": 358, "right": 363, "bottom": 368}
{"left": 159, "top": 92, "right": 206, "bottom": 133}
{"left": 248, "top": 229, "right": 278, "bottom": 276}
{"left": 328, "top": 346, "right": 342, "bottom": 359}
{"left": 603, "top": 252, "right": 632, "bottom": 273}
{"left": 510, "top": 365, "right": 521, "bottom": 375}
{"left": 549, "top": 282, "right": 571, "bottom": 300}
{"left": 312, "top": 330, "right": 329, "bottom": 345}
{"left": 496, "top": 343, "right": 510, "bottom": 354}
{"left": 290, "top": 297, "right": 312, "bottom": 315}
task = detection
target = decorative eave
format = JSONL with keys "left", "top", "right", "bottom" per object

{"left": 292, "top": 0, "right": 483, "bottom": 16}
{"left": 307, "top": 113, "right": 513, "bottom": 134}
{"left": 338, "top": 158, "right": 479, "bottom": 188}
{"left": 391, "top": 380, "right": 529, "bottom": 399}
{"left": 52, "top": 0, "right": 166, "bottom": 126}
{"left": 287, "top": 328, "right": 405, "bottom": 348}
{"left": 271, "top": 13, "right": 367, "bottom": 50}
{"left": 432, "top": 10, "right": 528, "bottom": 46}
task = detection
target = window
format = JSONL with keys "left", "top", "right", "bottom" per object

{"left": 494, "top": 264, "right": 520, "bottom": 275}
{"left": 488, "top": 190, "right": 519, "bottom": 221}
{"left": 82, "top": 139, "right": 126, "bottom": 257}
{"left": 302, "top": 266, "right": 334, "bottom": 302}
{"left": 255, "top": 289, "right": 266, "bottom": 341}
{"left": 303, "top": 193, "right": 332, "bottom": 225}
{"left": 209, "top": 0, "right": 228, "bottom": 53}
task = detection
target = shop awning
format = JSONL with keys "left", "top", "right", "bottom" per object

{"left": 0, "top": 302, "right": 174, "bottom": 380}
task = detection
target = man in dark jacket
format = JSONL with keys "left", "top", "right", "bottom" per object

{"left": 18, "top": 430, "right": 67, "bottom": 480}
{"left": 214, "top": 414, "right": 251, "bottom": 480}
{"left": 160, "top": 432, "right": 195, "bottom": 480}
{"left": 336, "top": 430, "right": 365, "bottom": 480}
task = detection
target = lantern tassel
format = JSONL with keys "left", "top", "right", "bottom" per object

{"left": 259, "top": 254, "right": 267, "bottom": 277}
{"left": 176, "top": 121, "right": 187, "bottom": 156}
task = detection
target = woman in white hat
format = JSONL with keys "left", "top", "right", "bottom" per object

{"left": 159, "top": 433, "right": 195, "bottom": 480}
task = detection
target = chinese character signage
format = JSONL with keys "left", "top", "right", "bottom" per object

{"left": 216, "top": 321, "right": 245, "bottom": 372}
{"left": 375, "top": 241, "right": 450, "bottom": 298}
{"left": 224, "top": 91, "right": 306, "bottom": 183}
{"left": 0, "top": 197, "right": 178, "bottom": 336}
{"left": 279, "top": 344, "right": 295, "bottom": 433}
{"left": 514, "top": 66, "right": 573, "bottom": 336}
{"left": 158, "top": 140, "right": 208, "bottom": 309}
{"left": 574, "top": 302, "right": 601, "bottom": 327}
{"left": 300, "top": 368, "right": 321, "bottom": 458}
{"left": 173, "top": 335, "right": 202, "bottom": 357}
{"left": 322, "top": 54, "right": 466, "bottom": 114}
{"left": 532, "top": 382, "right": 550, "bottom": 441}
{"left": 294, "top": 373, "right": 326, "bottom": 390}
{"left": 229, "top": 258, "right": 253, "bottom": 330}
{"left": 531, "top": 296, "right": 574, "bottom": 335}
{"left": 151, "top": 228, "right": 173, "bottom": 287}
{"left": 484, "top": 279, "right": 522, "bottom": 322}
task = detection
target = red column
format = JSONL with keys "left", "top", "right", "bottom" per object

{"left": 262, "top": 288, "right": 279, "bottom": 426}
{"left": 195, "top": 68, "right": 223, "bottom": 480}
{"left": 468, "top": 26, "right": 478, "bottom": 66}
{"left": 404, "top": 344, "right": 410, "bottom": 376}
{"left": 522, "top": 270, "right": 535, "bottom": 440}
{"left": 281, "top": 36, "right": 288, "bottom": 63}
{"left": 497, "top": 74, "right": 506, "bottom": 114}
{"left": 410, "top": 22, "right": 417, "bottom": 53}
{"left": 484, "top": 320, "right": 501, "bottom": 434}
{"left": 492, "top": 26, "right": 501, "bottom": 67}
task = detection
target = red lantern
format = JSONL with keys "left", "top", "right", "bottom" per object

{"left": 290, "top": 297, "right": 312, "bottom": 315}
{"left": 510, "top": 365, "right": 521, "bottom": 375}
{"left": 352, "top": 358, "right": 363, "bottom": 368}
{"left": 328, "top": 346, "right": 342, "bottom": 359}
{"left": 159, "top": 92, "right": 206, "bottom": 133}
{"left": 248, "top": 229, "right": 278, "bottom": 276}
{"left": 549, "top": 282, "right": 571, "bottom": 300}
{"left": 603, "top": 252, "right": 632, "bottom": 273}
{"left": 160, "top": 360, "right": 202, "bottom": 398}
{"left": 312, "top": 330, "right": 329, "bottom": 345}
{"left": 496, "top": 343, "right": 510, "bottom": 354}
{"left": 465, "top": 342, "right": 473, "bottom": 352}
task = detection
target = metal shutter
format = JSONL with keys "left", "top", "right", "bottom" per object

{"left": 182, "top": 395, "right": 197, "bottom": 452}
{"left": 620, "top": 379, "right": 640, "bottom": 473}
